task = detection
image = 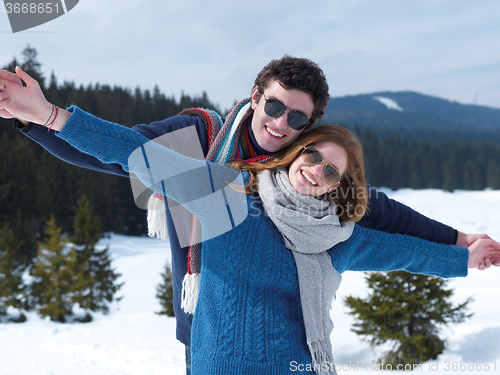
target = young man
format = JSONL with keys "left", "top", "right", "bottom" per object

{"left": 0, "top": 56, "right": 496, "bottom": 374}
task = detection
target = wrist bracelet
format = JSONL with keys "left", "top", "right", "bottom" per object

{"left": 42, "top": 104, "right": 55, "bottom": 127}
{"left": 47, "top": 106, "right": 59, "bottom": 131}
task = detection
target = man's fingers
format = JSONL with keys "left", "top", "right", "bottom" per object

{"left": 483, "top": 258, "right": 492, "bottom": 269}
{"left": 0, "top": 93, "right": 13, "bottom": 110}
{"left": 478, "top": 238, "right": 500, "bottom": 249}
{"left": 0, "top": 69, "right": 23, "bottom": 86}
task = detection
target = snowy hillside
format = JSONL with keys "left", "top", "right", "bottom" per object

{"left": 1, "top": 189, "right": 500, "bottom": 375}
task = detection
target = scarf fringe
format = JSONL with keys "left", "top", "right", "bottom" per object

{"left": 309, "top": 340, "right": 337, "bottom": 375}
{"left": 146, "top": 101, "right": 272, "bottom": 317}
{"left": 181, "top": 273, "right": 200, "bottom": 315}
{"left": 147, "top": 195, "right": 168, "bottom": 240}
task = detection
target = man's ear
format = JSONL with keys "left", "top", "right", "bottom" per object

{"left": 251, "top": 86, "right": 260, "bottom": 110}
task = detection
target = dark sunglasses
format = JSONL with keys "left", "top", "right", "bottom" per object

{"left": 301, "top": 146, "right": 342, "bottom": 186}
{"left": 263, "top": 93, "right": 310, "bottom": 131}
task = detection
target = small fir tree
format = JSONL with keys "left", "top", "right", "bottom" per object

{"left": 31, "top": 216, "right": 88, "bottom": 322}
{"left": 0, "top": 222, "right": 27, "bottom": 322}
{"left": 344, "top": 271, "right": 472, "bottom": 368}
{"left": 156, "top": 262, "right": 175, "bottom": 316}
{"left": 71, "top": 194, "right": 123, "bottom": 314}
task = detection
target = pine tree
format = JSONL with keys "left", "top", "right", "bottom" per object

{"left": 344, "top": 271, "right": 472, "bottom": 367}
{"left": 19, "top": 45, "right": 46, "bottom": 89}
{"left": 0, "top": 222, "right": 27, "bottom": 322}
{"left": 464, "top": 158, "right": 486, "bottom": 190}
{"left": 30, "top": 216, "right": 88, "bottom": 322}
{"left": 442, "top": 156, "right": 462, "bottom": 191}
{"left": 487, "top": 161, "right": 500, "bottom": 189}
{"left": 463, "top": 160, "right": 475, "bottom": 190}
{"left": 71, "top": 194, "right": 123, "bottom": 314}
{"left": 156, "top": 262, "right": 175, "bottom": 316}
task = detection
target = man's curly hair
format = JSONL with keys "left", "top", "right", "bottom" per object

{"left": 253, "top": 55, "right": 329, "bottom": 128}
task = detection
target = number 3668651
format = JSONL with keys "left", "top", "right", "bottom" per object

{"left": 5, "top": 3, "right": 61, "bottom": 14}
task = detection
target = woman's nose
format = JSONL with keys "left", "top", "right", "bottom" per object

{"left": 310, "top": 163, "right": 324, "bottom": 179}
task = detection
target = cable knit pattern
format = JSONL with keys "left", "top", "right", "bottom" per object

{"left": 55, "top": 115, "right": 469, "bottom": 375}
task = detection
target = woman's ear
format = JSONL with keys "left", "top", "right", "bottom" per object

{"left": 328, "top": 182, "right": 341, "bottom": 193}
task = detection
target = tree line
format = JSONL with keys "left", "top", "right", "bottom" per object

{"left": 353, "top": 126, "right": 500, "bottom": 191}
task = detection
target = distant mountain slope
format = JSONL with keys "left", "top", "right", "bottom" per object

{"left": 322, "top": 91, "right": 500, "bottom": 142}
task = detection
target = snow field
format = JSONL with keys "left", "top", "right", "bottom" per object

{"left": 1, "top": 189, "right": 499, "bottom": 374}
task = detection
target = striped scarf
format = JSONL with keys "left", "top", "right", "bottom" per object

{"left": 146, "top": 98, "right": 275, "bottom": 314}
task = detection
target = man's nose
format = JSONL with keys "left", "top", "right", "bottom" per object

{"left": 273, "top": 111, "right": 289, "bottom": 130}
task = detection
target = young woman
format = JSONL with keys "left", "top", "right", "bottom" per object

{"left": 1, "top": 71, "right": 499, "bottom": 375}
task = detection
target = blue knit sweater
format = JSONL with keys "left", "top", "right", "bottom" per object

{"left": 53, "top": 112, "right": 469, "bottom": 374}
{"left": 17, "top": 106, "right": 457, "bottom": 347}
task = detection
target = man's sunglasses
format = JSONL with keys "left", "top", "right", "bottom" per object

{"left": 263, "top": 93, "right": 310, "bottom": 131}
{"left": 301, "top": 146, "right": 342, "bottom": 186}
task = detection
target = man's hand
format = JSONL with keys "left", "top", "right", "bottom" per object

{"left": 468, "top": 238, "right": 500, "bottom": 270}
{"left": 457, "top": 231, "right": 500, "bottom": 267}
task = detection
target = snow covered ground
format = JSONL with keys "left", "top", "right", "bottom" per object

{"left": 1, "top": 189, "right": 500, "bottom": 374}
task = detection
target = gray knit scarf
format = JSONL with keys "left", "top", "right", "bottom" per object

{"left": 258, "top": 169, "right": 354, "bottom": 375}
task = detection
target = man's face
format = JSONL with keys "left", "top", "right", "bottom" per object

{"left": 250, "top": 80, "right": 314, "bottom": 153}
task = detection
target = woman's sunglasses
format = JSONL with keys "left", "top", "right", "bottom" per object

{"left": 301, "top": 146, "right": 342, "bottom": 186}
{"left": 263, "top": 93, "right": 310, "bottom": 131}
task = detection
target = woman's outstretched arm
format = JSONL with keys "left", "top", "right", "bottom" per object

{"left": 331, "top": 225, "right": 500, "bottom": 277}
{"left": 45, "top": 107, "right": 247, "bottom": 241}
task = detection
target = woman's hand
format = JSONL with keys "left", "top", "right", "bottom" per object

{"left": 0, "top": 69, "right": 24, "bottom": 120}
{"left": 0, "top": 66, "right": 53, "bottom": 124}
{"left": 467, "top": 238, "right": 500, "bottom": 270}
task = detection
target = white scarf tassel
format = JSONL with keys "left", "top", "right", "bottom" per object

{"left": 147, "top": 195, "right": 169, "bottom": 240}
{"left": 181, "top": 273, "right": 200, "bottom": 314}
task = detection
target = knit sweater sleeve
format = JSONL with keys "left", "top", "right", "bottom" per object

{"left": 14, "top": 106, "right": 209, "bottom": 177}
{"left": 357, "top": 184, "right": 457, "bottom": 245}
{"left": 54, "top": 109, "right": 247, "bottom": 231}
{"left": 330, "top": 225, "right": 469, "bottom": 278}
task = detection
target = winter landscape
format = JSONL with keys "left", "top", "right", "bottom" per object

{"left": 1, "top": 188, "right": 500, "bottom": 375}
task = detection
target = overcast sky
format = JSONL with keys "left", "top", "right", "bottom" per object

{"left": 1, "top": 0, "right": 499, "bottom": 112}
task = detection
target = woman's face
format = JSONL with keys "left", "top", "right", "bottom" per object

{"left": 288, "top": 140, "right": 348, "bottom": 197}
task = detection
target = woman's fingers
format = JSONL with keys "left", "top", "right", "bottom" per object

{"left": 15, "top": 66, "right": 39, "bottom": 88}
